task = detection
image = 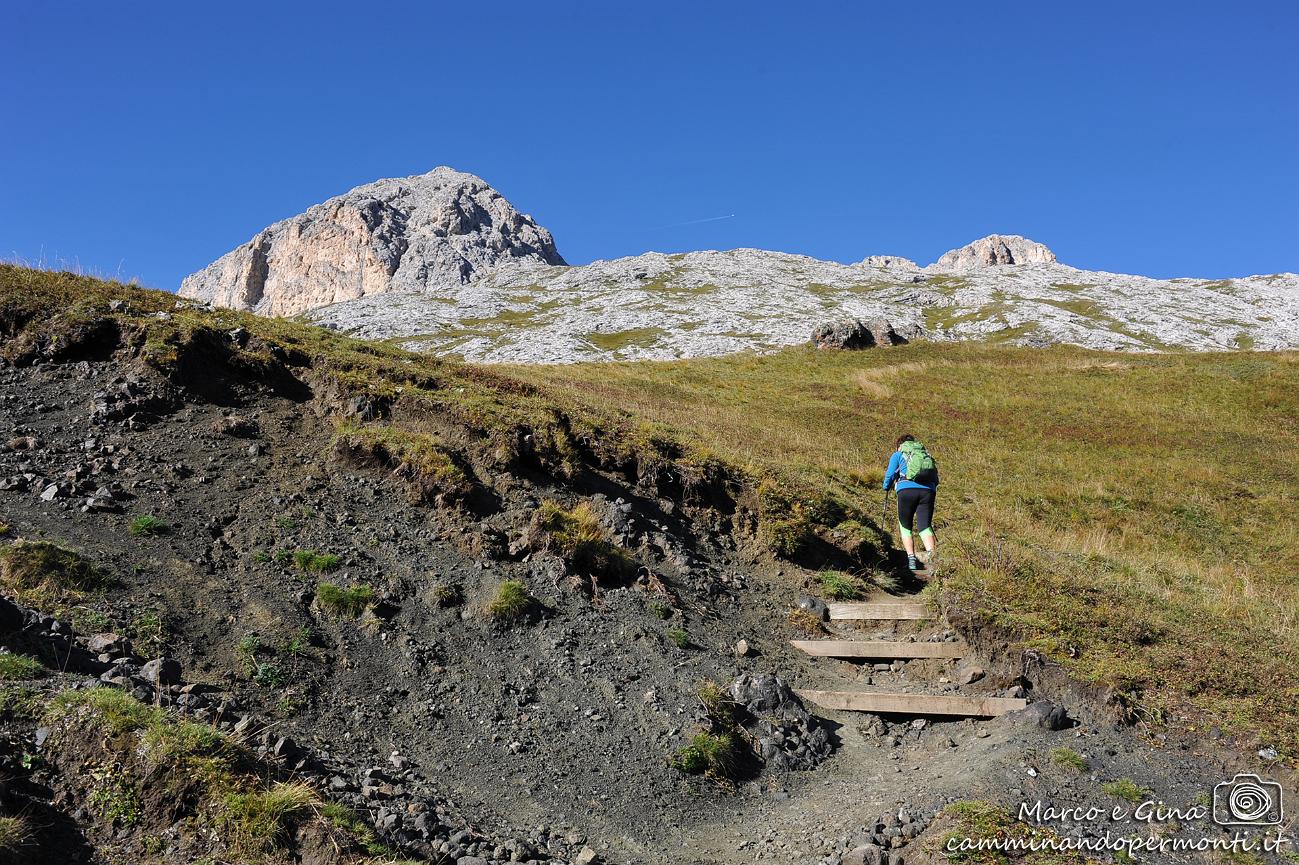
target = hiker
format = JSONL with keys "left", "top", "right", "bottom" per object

{"left": 882, "top": 434, "right": 939, "bottom": 571}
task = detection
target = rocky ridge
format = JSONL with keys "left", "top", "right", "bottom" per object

{"left": 180, "top": 169, "right": 1299, "bottom": 363}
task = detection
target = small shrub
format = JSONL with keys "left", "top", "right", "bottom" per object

{"left": 757, "top": 481, "right": 816, "bottom": 558}
{"left": 486, "top": 580, "right": 534, "bottom": 623}
{"left": 0, "top": 815, "right": 31, "bottom": 851}
{"left": 697, "top": 681, "right": 738, "bottom": 728}
{"left": 817, "top": 570, "right": 864, "bottom": 601}
{"left": 293, "top": 550, "right": 341, "bottom": 573}
{"left": 272, "top": 549, "right": 292, "bottom": 565}
{"left": 1051, "top": 746, "right": 1088, "bottom": 771}
{"left": 274, "top": 516, "right": 298, "bottom": 532}
{"left": 252, "top": 663, "right": 287, "bottom": 689}
{"left": 48, "top": 687, "right": 163, "bottom": 734}
{"left": 431, "top": 582, "right": 464, "bottom": 608}
{"left": 252, "top": 550, "right": 272, "bottom": 563}
{"left": 0, "top": 653, "right": 44, "bottom": 681}
{"left": 666, "top": 628, "right": 690, "bottom": 649}
{"left": 1102, "top": 778, "right": 1149, "bottom": 802}
{"left": 219, "top": 781, "right": 318, "bottom": 854}
{"left": 671, "top": 731, "right": 744, "bottom": 778}
{"left": 316, "top": 583, "right": 374, "bottom": 617}
{"left": 649, "top": 601, "right": 673, "bottom": 620}
{"left": 129, "top": 515, "right": 169, "bottom": 536}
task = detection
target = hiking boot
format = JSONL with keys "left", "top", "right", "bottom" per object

{"left": 907, "top": 555, "right": 920, "bottom": 571}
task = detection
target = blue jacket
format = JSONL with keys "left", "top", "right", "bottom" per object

{"left": 883, "top": 449, "right": 939, "bottom": 492}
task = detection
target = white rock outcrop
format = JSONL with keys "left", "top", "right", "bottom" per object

{"left": 931, "top": 234, "right": 1057, "bottom": 270}
{"left": 179, "top": 168, "right": 564, "bottom": 316}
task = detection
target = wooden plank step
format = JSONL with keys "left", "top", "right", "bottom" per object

{"left": 828, "top": 601, "right": 931, "bottom": 621}
{"left": 791, "top": 640, "right": 966, "bottom": 659}
{"left": 798, "top": 690, "right": 1027, "bottom": 717}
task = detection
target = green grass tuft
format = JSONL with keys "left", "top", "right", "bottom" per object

{"left": 817, "top": 570, "right": 865, "bottom": 601}
{"left": 0, "top": 540, "right": 106, "bottom": 610}
{"left": 218, "top": 781, "right": 318, "bottom": 855}
{"left": 0, "top": 815, "right": 31, "bottom": 851}
{"left": 315, "top": 583, "right": 374, "bottom": 617}
{"left": 0, "top": 653, "right": 45, "bottom": 681}
{"left": 1050, "top": 746, "right": 1088, "bottom": 771}
{"left": 48, "top": 687, "right": 164, "bottom": 735}
{"left": 129, "top": 514, "right": 170, "bottom": 536}
{"left": 671, "top": 731, "right": 745, "bottom": 779}
{"left": 486, "top": 579, "right": 534, "bottom": 623}
{"left": 292, "top": 550, "right": 341, "bottom": 573}
{"left": 666, "top": 627, "right": 690, "bottom": 649}
{"left": 1101, "top": 778, "right": 1150, "bottom": 802}
{"left": 142, "top": 720, "right": 226, "bottom": 764}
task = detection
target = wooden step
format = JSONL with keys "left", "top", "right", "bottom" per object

{"left": 791, "top": 640, "right": 966, "bottom": 659}
{"left": 798, "top": 689, "right": 1027, "bottom": 717}
{"left": 828, "top": 601, "right": 931, "bottom": 621}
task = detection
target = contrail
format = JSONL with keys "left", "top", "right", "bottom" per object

{"left": 649, "top": 213, "right": 736, "bottom": 230}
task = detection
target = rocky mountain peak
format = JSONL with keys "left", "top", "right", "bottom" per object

{"left": 931, "top": 234, "right": 1057, "bottom": 270}
{"left": 179, "top": 167, "right": 565, "bottom": 316}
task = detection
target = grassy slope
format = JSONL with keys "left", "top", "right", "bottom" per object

{"left": 510, "top": 344, "right": 1299, "bottom": 753}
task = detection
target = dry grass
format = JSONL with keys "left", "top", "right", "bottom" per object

{"left": 511, "top": 343, "right": 1299, "bottom": 754}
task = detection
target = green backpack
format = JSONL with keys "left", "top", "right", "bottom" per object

{"left": 899, "top": 440, "right": 936, "bottom": 481}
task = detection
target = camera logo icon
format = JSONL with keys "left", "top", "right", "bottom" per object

{"left": 1213, "top": 774, "right": 1283, "bottom": 826}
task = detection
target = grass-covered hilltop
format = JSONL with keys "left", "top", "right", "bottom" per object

{"left": 1, "top": 263, "right": 1296, "bottom": 864}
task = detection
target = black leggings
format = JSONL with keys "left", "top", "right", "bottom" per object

{"left": 896, "top": 487, "right": 936, "bottom": 535}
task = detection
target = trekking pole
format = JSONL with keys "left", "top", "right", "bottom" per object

{"left": 881, "top": 488, "right": 891, "bottom": 532}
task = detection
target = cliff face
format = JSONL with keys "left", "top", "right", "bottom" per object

{"left": 179, "top": 167, "right": 564, "bottom": 316}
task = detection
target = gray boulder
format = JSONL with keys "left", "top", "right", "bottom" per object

{"left": 842, "top": 843, "right": 886, "bottom": 865}
{"left": 812, "top": 318, "right": 907, "bottom": 350}
{"left": 730, "top": 672, "right": 833, "bottom": 771}
{"left": 140, "top": 657, "right": 182, "bottom": 686}
{"left": 796, "top": 595, "right": 829, "bottom": 622}
{"left": 1009, "top": 700, "right": 1071, "bottom": 730}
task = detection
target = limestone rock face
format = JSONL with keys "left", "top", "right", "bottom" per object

{"left": 932, "top": 234, "right": 1057, "bottom": 270}
{"left": 179, "top": 168, "right": 564, "bottom": 316}
{"left": 859, "top": 255, "right": 919, "bottom": 269}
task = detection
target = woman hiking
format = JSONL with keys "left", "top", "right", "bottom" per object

{"left": 882, "top": 434, "right": 939, "bottom": 571}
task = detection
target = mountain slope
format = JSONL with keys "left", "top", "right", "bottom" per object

{"left": 306, "top": 248, "right": 1299, "bottom": 362}
{"left": 0, "top": 265, "right": 1293, "bottom": 863}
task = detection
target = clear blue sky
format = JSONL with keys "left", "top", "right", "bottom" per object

{"left": 3, "top": 1, "right": 1296, "bottom": 287}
